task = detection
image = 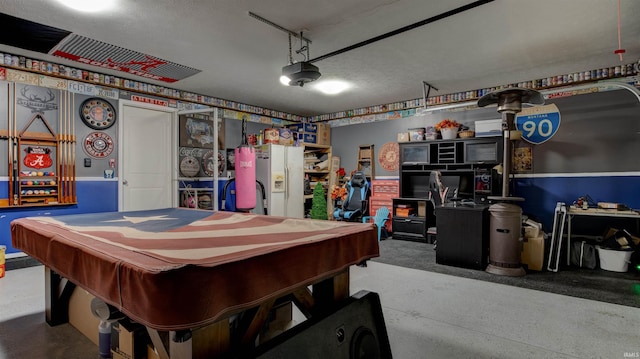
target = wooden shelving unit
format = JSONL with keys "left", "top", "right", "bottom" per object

{"left": 357, "top": 144, "right": 374, "bottom": 179}
{"left": 303, "top": 144, "right": 332, "bottom": 218}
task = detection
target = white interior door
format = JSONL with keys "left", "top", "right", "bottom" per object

{"left": 119, "top": 101, "right": 176, "bottom": 211}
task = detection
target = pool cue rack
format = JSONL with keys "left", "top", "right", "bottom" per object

{"left": 6, "top": 90, "right": 76, "bottom": 207}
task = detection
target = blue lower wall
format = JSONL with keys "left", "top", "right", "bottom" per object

{"left": 514, "top": 175, "right": 640, "bottom": 232}
{"left": 2, "top": 175, "right": 638, "bottom": 255}
{"left": 1, "top": 180, "right": 117, "bottom": 255}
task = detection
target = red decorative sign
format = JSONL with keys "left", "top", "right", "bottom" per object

{"left": 23, "top": 147, "right": 54, "bottom": 169}
{"left": 50, "top": 34, "right": 201, "bottom": 83}
{"left": 131, "top": 95, "right": 169, "bottom": 107}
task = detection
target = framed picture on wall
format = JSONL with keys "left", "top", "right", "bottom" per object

{"left": 513, "top": 146, "right": 533, "bottom": 173}
{"left": 226, "top": 148, "right": 235, "bottom": 172}
{"left": 179, "top": 115, "right": 225, "bottom": 149}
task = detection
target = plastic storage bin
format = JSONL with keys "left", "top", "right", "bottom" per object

{"left": 596, "top": 246, "right": 633, "bottom": 272}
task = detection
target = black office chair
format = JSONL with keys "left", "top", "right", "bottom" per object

{"left": 333, "top": 171, "right": 370, "bottom": 222}
{"left": 429, "top": 171, "right": 444, "bottom": 207}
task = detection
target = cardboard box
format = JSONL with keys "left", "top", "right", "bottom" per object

{"left": 396, "top": 208, "right": 413, "bottom": 217}
{"left": 524, "top": 225, "right": 541, "bottom": 239}
{"left": 279, "top": 128, "right": 294, "bottom": 146}
{"left": 302, "top": 133, "right": 317, "bottom": 144}
{"left": 259, "top": 302, "right": 294, "bottom": 344}
{"left": 111, "top": 318, "right": 149, "bottom": 359}
{"left": 522, "top": 234, "right": 544, "bottom": 271}
{"left": 315, "top": 123, "right": 331, "bottom": 145}
{"left": 288, "top": 123, "right": 317, "bottom": 133}
{"left": 68, "top": 288, "right": 100, "bottom": 346}
{"left": 289, "top": 123, "right": 330, "bottom": 145}
{"left": 408, "top": 127, "right": 425, "bottom": 141}
{"left": 424, "top": 126, "right": 437, "bottom": 140}
{"left": 397, "top": 132, "right": 410, "bottom": 142}
{"left": 417, "top": 201, "right": 427, "bottom": 217}
{"left": 147, "top": 345, "right": 160, "bottom": 359}
{"left": 475, "top": 119, "right": 502, "bottom": 137}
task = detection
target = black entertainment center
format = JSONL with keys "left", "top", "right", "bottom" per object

{"left": 393, "top": 136, "right": 503, "bottom": 255}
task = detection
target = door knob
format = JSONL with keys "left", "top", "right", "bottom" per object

{"left": 123, "top": 180, "right": 128, "bottom": 185}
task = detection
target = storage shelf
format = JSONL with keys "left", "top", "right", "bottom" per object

{"left": 357, "top": 144, "right": 374, "bottom": 178}
{"left": 399, "top": 137, "right": 503, "bottom": 202}
{"left": 303, "top": 144, "right": 333, "bottom": 218}
{"left": 176, "top": 177, "right": 215, "bottom": 181}
{"left": 0, "top": 202, "right": 74, "bottom": 208}
{"left": 391, "top": 198, "right": 435, "bottom": 243}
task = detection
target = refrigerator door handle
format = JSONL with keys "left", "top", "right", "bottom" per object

{"left": 284, "top": 167, "right": 289, "bottom": 199}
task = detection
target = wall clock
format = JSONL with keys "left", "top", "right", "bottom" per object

{"left": 79, "top": 98, "right": 117, "bottom": 130}
{"left": 83, "top": 132, "right": 114, "bottom": 158}
{"left": 378, "top": 142, "right": 399, "bottom": 172}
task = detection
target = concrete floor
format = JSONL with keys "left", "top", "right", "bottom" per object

{"left": 1, "top": 263, "right": 639, "bottom": 359}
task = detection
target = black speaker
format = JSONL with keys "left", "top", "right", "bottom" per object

{"left": 252, "top": 290, "right": 392, "bottom": 359}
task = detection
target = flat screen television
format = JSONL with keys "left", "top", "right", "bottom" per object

{"left": 401, "top": 144, "right": 430, "bottom": 165}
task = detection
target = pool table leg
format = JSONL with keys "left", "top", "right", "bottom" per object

{"left": 147, "top": 319, "right": 231, "bottom": 359}
{"left": 44, "top": 267, "right": 76, "bottom": 326}
{"left": 312, "top": 269, "right": 350, "bottom": 315}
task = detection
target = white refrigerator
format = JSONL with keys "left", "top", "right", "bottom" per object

{"left": 255, "top": 144, "right": 304, "bottom": 218}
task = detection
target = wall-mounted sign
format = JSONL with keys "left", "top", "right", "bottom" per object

{"left": 378, "top": 142, "right": 399, "bottom": 172}
{"left": 83, "top": 132, "right": 114, "bottom": 159}
{"left": 23, "top": 146, "right": 54, "bottom": 170}
{"left": 51, "top": 34, "right": 201, "bottom": 83}
{"left": 515, "top": 104, "right": 561, "bottom": 145}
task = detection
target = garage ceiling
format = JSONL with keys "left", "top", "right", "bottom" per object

{"left": 1, "top": 0, "right": 639, "bottom": 118}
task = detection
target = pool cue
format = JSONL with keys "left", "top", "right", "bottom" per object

{"left": 61, "top": 90, "right": 66, "bottom": 203}
{"left": 11, "top": 84, "right": 18, "bottom": 205}
{"left": 12, "top": 136, "right": 18, "bottom": 205}
{"left": 8, "top": 84, "right": 14, "bottom": 205}
{"left": 69, "top": 92, "right": 76, "bottom": 202}
{"left": 59, "top": 92, "right": 66, "bottom": 203}
{"left": 63, "top": 94, "right": 69, "bottom": 204}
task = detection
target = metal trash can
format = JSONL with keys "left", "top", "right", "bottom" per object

{"left": 485, "top": 203, "right": 526, "bottom": 276}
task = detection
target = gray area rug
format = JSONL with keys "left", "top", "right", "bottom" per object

{"left": 372, "top": 238, "right": 640, "bottom": 308}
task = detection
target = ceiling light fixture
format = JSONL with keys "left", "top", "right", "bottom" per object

{"left": 280, "top": 33, "right": 321, "bottom": 87}
{"left": 281, "top": 62, "right": 321, "bottom": 87}
{"left": 248, "top": 12, "right": 321, "bottom": 87}
{"left": 57, "top": 0, "right": 117, "bottom": 12}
